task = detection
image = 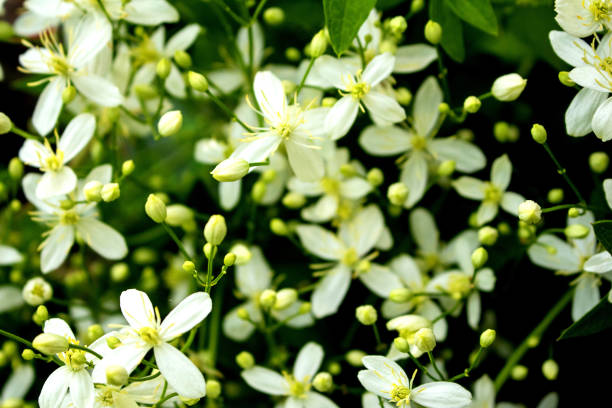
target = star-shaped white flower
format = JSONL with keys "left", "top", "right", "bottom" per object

{"left": 554, "top": 0, "right": 612, "bottom": 38}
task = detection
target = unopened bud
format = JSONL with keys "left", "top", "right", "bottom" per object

{"left": 270, "top": 218, "right": 289, "bottom": 235}
{"left": 355, "top": 305, "right": 377, "bottom": 325}
{"left": 174, "top": 50, "right": 192, "bottom": 69}
{"left": 107, "top": 336, "right": 121, "bottom": 349}
{"left": 424, "top": 20, "right": 442, "bottom": 44}
{"left": 389, "top": 288, "right": 412, "bottom": 303}
{"left": 558, "top": 71, "right": 575, "bottom": 87}
{"left": 134, "top": 84, "right": 157, "bottom": 100}
{"left": 101, "top": 183, "right": 120, "bottom": 202}
{"left": 478, "top": 226, "right": 498, "bottom": 246}
{"left": 236, "top": 351, "right": 255, "bottom": 369}
{"left": 206, "top": 379, "right": 222, "bottom": 398}
{"left": 518, "top": 200, "right": 542, "bottom": 224}
{"left": 542, "top": 359, "right": 559, "bottom": 380}
{"left": 158, "top": 110, "right": 183, "bottom": 137}
{"left": 511, "top": 365, "right": 528, "bottom": 381}
{"left": 437, "top": 160, "right": 455, "bottom": 177}
{"left": 212, "top": 158, "right": 249, "bottom": 182}
{"left": 236, "top": 307, "right": 250, "bottom": 321}
{"left": 0, "top": 113, "right": 12, "bottom": 134}
{"left": 204, "top": 214, "right": 227, "bottom": 245}
{"left": 110, "top": 263, "right": 129, "bottom": 282}
{"left": 393, "top": 337, "right": 410, "bottom": 353}
{"left": 491, "top": 73, "right": 527, "bottom": 102}
{"left": 415, "top": 327, "right": 436, "bottom": 352}
{"left": 87, "top": 324, "right": 104, "bottom": 343}
{"left": 8, "top": 158, "right": 23, "bottom": 180}
{"left": 251, "top": 180, "right": 266, "bottom": 203}
{"left": 463, "top": 96, "right": 481, "bottom": 113}
{"left": 259, "top": 289, "right": 277, "bottom": 309}
{"left": 283, "top": 192, "right": 306, "bottom": 209}
{"left": 298, "top": 302, "right": 311, "bottom": 314}
{"left": 84, "top": 181, "right": 103, "bottom": 202}
{"left": 367, "top": 168, "right": 384, "bottom": 187}
{"left": 547, "top": 188, "right": 564, "bottom": 204}
{"left": 62, "top": 86, "right": 77, "bottom": 104}
{"left": 568, "top": 207, "right": 581, "bottom": 218}
{"left": 313, "top": 372, "right": 333, "bottom": 392}
{"left": 395, "top": 87, "right": 412, "bottom": 106}
{"left": 321, "top": 96, "right": 337, "bottom": 107}
{"left": 33, "top": 305, "right": 49, "bottom": 326}
{"left": 262, "top": 169, "right": 277, "bottom": 183}
{"left": 309, "top": 30, "right": 328, "bottom": 58}
{"left": 411, "top": 0, "right": 424, "bottom": 13}
{"left": 188, "top": 71, "right": 209, "bottom": 92}
{"left": 22, "top": 349, "right": 35, "bottom": 360}
{"left": 156, "top": 58, "right": 171, "bottom": 79}
{"left": 122, "top": 160, "right": 135, "bottom": 176}
{"left": 183, "top": 261, "right": 196, "bottom": 273}
{"left": 438, "top": 102, "right": 450, "bottom": 114}
{"left": 285, "top": 47, "right": 301, "bottom": 62}
{"left": 346, "top": 350, "right": 366, "bottom": 367}
{"left": 274, "top": 288, "right": 297, "bottom": 310}
{"left": 531, "top": 123, "right": 547, "bottom": 144}
{"left": 106, "top": 365, "right": 129, "bottom": 386}
{"left": 388, "top": 182, "right": 408, "bottom": 206}
{"left": 22, "top": 277, "right": 52, "bottom": 306}
{"left": 263, "top": 7, "right": 284, "bottom": 25}
{"left": 389, "top": 16, "right": 408, "bottom": 35}
{"left": 589, "top": 151, "right": 609, "bottom": 174}
{"left": 471, "top": 247, "right": 488, "bottom": 269}
{"left": 230, "top": 243, "right": 251, "bottom": 265}
{"left": 33, "top": 333, "right": 69, "bottom": 355}
{"left": 480, "top": 329, "right": 496, "bottom": 347}
{"left": 565, "top": 224, "right": 590, "bottom": 239}
{"left": 145, "top": 194, "right": 167, "bottom": 223}
{"left": 224, "top": 252, "right": 236, "bottom": 267}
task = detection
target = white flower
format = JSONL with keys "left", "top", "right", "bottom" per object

{"left": 241, "top": 342, "right": 339, "bottom": 408}
{"left": 549, "top": 30, "right": 610, "bottom": 138}
{"left": 19, "top": 113, "right": 95, "bottom": 199}
{"left": 1, "top": 365, "right": 34, "bottom": 407}
{"left": 222, "top": 247, "right": 313, "bottom": 342}
{"left": 19, "top": 15, "right": 122, "bottom": 135}
{"left": 467, "top": 375, "right": 558, "bottom": 408}
{"left": 360, "top": 77, "right": 485, "bottom": 208}
{"left": 216, "top": 71, "right": 329, "bottom": 182}
{"left": 295, "top": 205, "right": 399, "bottom": 317}
{"left": 23, "top": 165, "right": 128, "bottom": 273}
{"left": 527, "top": 211, "right": 612, "bottom": 320}
{"left": 357, "top": 355, "right": 471, "bottom": 408}
{"left": 315, "top": 52, "right": 406, "bottom": 139}
{"left": 92, "top": 289, "right": 212, "bottom": 399}
{"left": 452, "top": 154, "right": 524, "bottom": 226}
{"left": 0, "top": 245, "right": 23, "bottom": 265}
{"left": 22, "top": 277, "right": 53, "bottom": 305}
{"left": 554, "top": 0, "right": 612, "bottom": 38}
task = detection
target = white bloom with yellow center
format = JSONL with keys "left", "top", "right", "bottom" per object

{"left": 19, "top": 113, "right": 95, "bottom": 199}
{"left": 91, "top": 289, "right": 212, "bottom": 399}
{"left": 241, "top": 342, "right": 339, "bottom": 408}
{"left": 358, "top": 356, "right": 471, "bottom": 408}
{"left": 555, "top": 0, "right": 612, "bottom": 38}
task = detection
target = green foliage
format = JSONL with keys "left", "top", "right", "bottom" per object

{"left": 430, "top": 0, "right": 465, "bottom": 62}
{"left": 593, "top": 220, "right": 612, "bottom": 255}
{"left": 559, "top": 295, "right": 612, "bottom": 339}
{"left": 445, "top": 0, "right": 498, "bottom": 35}
{"left": 323, "top": 0, "right": 377, "bottom": 55}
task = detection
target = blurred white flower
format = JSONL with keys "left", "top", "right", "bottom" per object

{"left": 554, "top": 0, "right": 612, "bottom": 38}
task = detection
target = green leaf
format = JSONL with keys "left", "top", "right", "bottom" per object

{"left": 593, "top": 220, "right": 612, "bottom": 254}
{"left": 430, "top": 0, "right": 465, "bottom": 62}
{"left": 323, "top": 0, "right": 377, "bottom": 56}
{"left": 559, "top": 295, "right": 612, "bottom": 339}
{"left": 444, "top": 0, "right": 498, "bottom": 36}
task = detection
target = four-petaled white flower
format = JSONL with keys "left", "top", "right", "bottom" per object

{"left": 554, "top": 0, "right": 612, "bottom": 38}
{"left": 92, "top": 289, "right": 212, "bottom": 399}
{"left": 241, "top": 342, "right": 339, "bottom": 408}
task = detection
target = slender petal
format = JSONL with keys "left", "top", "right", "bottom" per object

{"left": 160, "top": 291, "right": 212, "bottom": 341}
{"left": 41, "top": 224, "right": 75, "bottom": 273}
{"left": 241, "top": 366, "right": 289, "bottom": 396}
{"left": 293, "top": 342, "right": 324, "bottom": 381}
{"left": 311, "top": 265, "right": 352, "bottom": 318}
{"left": 76, "top": 218, "right": 127, "bottom": 260}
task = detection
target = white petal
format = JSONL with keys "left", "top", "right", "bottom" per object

{"left": 33, "top": 78, "right": 66, "bottom": 136}
{"left": 475, "top": 268, "right": 496, "bottom": 292}
{"left": 362, "top": 355, "right": 407, "bottom": 385}
{"left": 164, "top": 64, "right": 186, "bottom": 98}
{"left": 76, "top": 218, "right": 127, "bottom": 260}
{"left": 293, "top": 342, "right": 324, "bottom": 381}
{"left": 254, "top": 71, "right": 286, "bottom": 124}
{"left": 359, "top": 263, "right": 403, "bottom": 297}
{"left": 72, "top": 74, "right": 123, "bottom": 107}
{"left": 548, "top": 31, "right": 593, "bottom": 66}
{"left": 565, "top": 88, "right": 607, "bottom": 137}
{"left": 41, "top": 224, "right": 75, "bottom": 273}
{"left": 394, "top": 44, "right": 437, "bottom": 74}
{"left": 339, "top": 204, "right": 384, "bottom": 256}
{"left": 194, "top": 139, "right": 227, "bottom": 164}
{"left": 311, "top": 265, "right": 351, "bottom": 318}
{"left": 572, "top": 275, "right": 600, "bottom": 321}
{"left": 358, "top": 370, "right": 394, "bottom": 399}
{"left": 236, "top": 23, "right": 265, "bottom": 68}
{"left": 39, "top": 366, "right": 71, "bottom": 408}
{"left": 19, "top": 48, "right": 53, "bottom": 74}
{"left": 340, "top": 177, "right": 371, "bottom": 199}
{"left": 295, "top": 225, "right": 343, "bottom": 261}
{"left": 302, "top": 195, "right": 338, "bottom": 223}
{"left": 124, "top": 0, "right": 179, "bottom": 25}
{"left": 69, "top": 370, "right": 94, "bottom": 408}
{"left": 428, "top": 138, "right": 486, "bottom": 173}
{"left": 313, "top": 56, "right": 353, "bottom": 90}
{"left": 452, "top": 177, "right": 485, "bottom": 200}
{"left": 567, "top": 210, "right": 595, "bottom": 257}
{"left": 59, "top": 113, "right": 96, "bottom": 162}
{"left": 285, "top": 139, "right": 324, "bottom": 182}
{"left": 236, "top": 247, "right": 273, "bottom": 295}
{"left": 160, "top": 292, "right": 212, "bottom": 341}
{"left": 219, "top": 180, "right": 241, "bottom": 210}
{"left": 165, "top": 24, "right": 200, "bottom": 55}
{"left": 0, "top": 286, "right": 25, "bottom": 313}
{"left": 359, "top": 125, "right": 412, "bottom": 156}
{"left": 491, "top": 154, "right": 512, "bottom": 191}
{"left": 584, "top": 251, "right": 612, "bottom": 274}
{"left": 605, "top": 179, "right": 612, "bottom": 210}
{"left": 14, "top": 12, "right": 58, "bottom": 37}
{"left": 476, "top": 201, "right": 498, "bottom": 226}
{"left": 410, "top": 208, "right": 438, "bottom": 254}
{"left": 591, "top": 96, "right": 612, "bottom": 141}
{"left": 69, "top": 15, "right": 112, "bottom": 68}
{"left": 467, "top": 291, "right": 481, "bottom": 329}
{"left": 555, "top": 0, "right": 598, "bottom": 37}
{"left": 19, "top": 139, "right": 49, "bottom": 168}
{"left": 411, "top": 382, "right": 472, "bottom": 408}
{"left": 222, "top": 303, "right": 257, "bottom": 342}
{"left": 154, "top": 342, "right": 206, "bottom": 398}
{"left": 569, "top": 66, "right": 610, "bottom": 93}
{"left": 0, "top": 245, "right": 23, "bottom": 265}
{"left": 44, "top": 318, "right": 76, "bottom": 339}
{"left": 500, "top": 191, "right": 525, "bottom": 216}
{"left": 304, "top": 392, "right": 339, "bottom": 408}
{"left": 325, "top": 96, "right": 359, "bottom": 140}
{"left": 414, "top": 76, "right": 442, "bottom": 137}
{"left": 527, "top": 234, "right": 581, "bottom": 273}
{"left": 536, "top": 392, "right": 559, "bottom": 408}
{"left": 2, "top": 364, "right": 34, "bottom": 400}
{"left": 363, "top": 91, "right": 406, "bottom": 126}
{"left": 401, "top": 152, "right": 428, "bottom": 208}
{"left": 229, "top": 132, "right": 282, "bottom": 164}
{"left": 241, "top": 366, "right": 288, "bottom": 396}
{"left": 362, "top": 53, "right": 394, "bottom": 87}
{"left": 36, "top": 167, "right": 78, "bottom": 199}
{"left": 120, "top": 289, "right": 156, "bottom": 330}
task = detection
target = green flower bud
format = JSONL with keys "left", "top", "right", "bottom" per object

{"left": 183, "top": 261, "right": 196, "bottom": 273}
{"left": 282, "top": 192, "right": 306, "bottom": 209}
{"left": 355, "top": 305, "right": 377, "bottom": 326}
{"left": 298, "top": 302, "right": 311, "bottom": 314}
{"left": 395, "top": 87, "right": 412, "bottom": 106}
{"left": 547, "top": 188, "right": 564, "bottom": 204}
{"left": 463, "top": 96, "right": 481, "bottom": 113}
{"left": 206, "top": 379, "right": 222, "bottom": 398}
{"left": 7, "top": 158, "right": 22, "bottom": 180}
{"left": 527, "top": 336, "right": 539, "bottom": 348}
{"left": 531, "top": 123, "right": 547, "bottom": 144}
{"left": 558, "top": 71, "right": 575, "bottom": 87}
{"left": 110, "top": 263, "right": 129, "bottom": 282}
{"left": 424, "top": 20, "right": 442, "bottom": 44}
{"left": 0, "top": 113, "right": 12, "bottom": 134}
{"left": 106, "top": 365, "right": 129, "bottom": 386}
{"left": 107, "top": 336, "right": 121, "bottom": 349}
{"left": 471, "top": 247, "right": 488, "bottom": 269}
{"left": 478, "top": 226, "right": 499, "bottom": 246}
{"left": 145, "top": 194, "right": 167, "bottom": 223}
{"left": 263, "top": 7, "right": 285, "bottom": 25}
{"left": 33, "top": 305, "right": 49, "bottom": 326}
{"left": 133, "top": 84, "right": 158, "bottom": 100}
{"left": 411, "top": 0, "right": 424, "bottom": 13}
{"left": 274, "top": 288, "right": 298, "bottom": 310}
{"left": 174, "top": 50, "right": 192, "bottom": 69}
{"left": 518, "top": 200, "right": 542, "bottom": 224}
{"left": 480, "top": 329, "right": 496, "bottom": 347}
{"left": 564, "top": 224, "right": 590, "bottom": 239}
{"left": 568, "top": 207, "right": 581, "bottom": 218}
{"left": 0, "top": 21, "right": 14, "bottom": 40}
{"left": 367, "top": 168, "right": 384, "bottom": 187}
{"left": 236, "top": 351, "right": 255, "bottom": 369}
{"left": 309, "top": 30, "right": 328, "bottom": 58}
{"left": 22, "top": 277, "right": 52, "bottom": 306}
{"left": 393, "top": 337, "right": 410, "bottom": 353}
{"left": 389, "top": 16, "right": 408, "bottom": 35}
{"left": 437, "top": 160, "right": 455, "bottom": 177}
{"left": 212, "top": 158, "right": 249, "bottom": 182}
{"left": 204, "top": 214, "right": 227, "bottom": 245}
{"left": 312, "top": 372, "right": 333, "bottom": 392}
{"left": 122, "top": 160, "right": 135, "bottom": 176}
{"left": 101, "top": 183, "right": 120, "bottom": 202}
{"left": 33, "top": 333, "right": 69, "bottom": 355}
{"left": 285, "top": 47, "right": 301, "bottom": 62}
{"left": 321, "top": 97, "right": 337, "bottom": 107}
{"left": 542, "top": 359, "right": 559, "bottom": 380}
{"left": 188, "top": 71, "right": 209, "bottom": 92}
{"left": 414, "top": 327, "right": 436, "bottom": 353}
{"left": 328, "top": 362, "right": 341, "bottom": 375}
{"left": 389, "top": 287, "right": 412, "bottom": 303}
{"left": 259, "top": 289, "right": 277, "bottom": 309}
{"left": 3, "top": 342, "right": 17, "bottom": 358}
{"left": 251, "top": 180, "right": 267, "bottom": 203}
{"left": 158, "top": 110, "right": 183, "bottom": 137}
{"left": 346, "top": 350, "right": 366, "bottom": 367}
{"left": 224, "top": 252, "right": 236, "bottom": 267}
{"left": 166, "top": 204, "right": 194, "bottom": 227}
{"left": 589, "top": 151, "right": 609, "bottom": 173}
{"left": 270, "top": 218, "right": 289, "bottom": 236}
{"left": 87, "top": 324, "right": 104, "bottom": 343}
{"left": 62, "top": 85, "right": 77, "bottom": 104}
{"left": 491, "top": 73, "right": 527, "bottom": 102}
{"left": 511, "top": 365, "right": 528, "bottom": 380}
{"left": 236, "top": 307, "right": 249, "bottom": 321}
{"left": 22, "top": 349, "right": 36, "bottom": 361}
{"left": 387, "top": 182, "right": 408, "bottom": 206}
{"left": 230, "top": 243, "right": 251, "bottom": 265}
{"left": 493, "top": 121, "right": 510, "bottom": 143}
{"left": 379, "top": 40, "right": 397, "bottom": 54}
{"left": 438, "top": 102, "right": 450, "bottom": 114}
{"left": 156, "top": 58, "right": 171, "bottom": 79}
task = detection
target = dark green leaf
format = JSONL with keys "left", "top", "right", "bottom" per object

{"left": 559, "top": 295, "right": 612, "bottom": 339}
{"left": 444, "top": 0, "right": 498, "bottom": 35}
{"left": 593, "top": 220, "right": 612, "bottom": 255}
{"left": 323, "top": 0, "right": 377, "bottom": 56}
{"left": 430, "top": 0, "right": 465, "bottom": 62}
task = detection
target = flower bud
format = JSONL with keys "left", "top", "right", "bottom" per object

{"left": 298, "top": 302, "right": 311, "bottom": 314}
{"left": 411, "top": 0, "right": 424, "bottom": 12}
{"left": 145, "top": 194, "right": 167, "bottom": 223}
{"left": 263, "top": 7, "right": 285, "bottom": 25}
{"left": 328, "top": 362, "right": 341, "bottom": 375}
{"left": 379, "top": 40, "right": 397, "bottom": 54}
{"left": 101, "top": 183, "right": 120, "bottom": 202}
{"left": 32, "top": 305, "right": 49, "bottom": 326}
{"left": 282, "top": 192, "right": 306, "bottom": 209}
{"left": 547, "top": 188, "right": 563, "bottom": 204}
{"left": 107, "top": 336, "right": 121, "bottom": 349}
{"left": 395, "top": 87, "right": 412, "bottom": 106}
{"left": 82, "top": 181, "right": 102, "bottom": 202}
{"left": 309, "top": 30, "right": 328, "bottom": 58}
{"left": 219, "top": 254, "right": 234, "bottom": 269}
{"left": 206, "top": 379, "right": 222, "bottom": 398}
{"left": 236, "top": 351, "right": 255, "bottom": 369}
{"left": 463, "top": 96, "right": 481, "bottom": 113}
{"left": 274, "top": 288, "right": 297, "bottom": 310}
{"left": 415, "top": 327, "right": 436, "bottom": 353}
{"left": 313, "top": 372, "right": 333, "bottom": 392}
{"left": 511, "top": 365, "right": 528, "bottom": 380}
{"left": 22, "top": 349, "right": 35, "bottom": 361}
{"left": 438, "top": 102, "right": 450, "bottom": 114}
{"left": 188, "top": 71, "right": 209, "bottom": 92}
{"left": 321, "top": 96, "right": 337, "bottom": 107}
{"left": 156, "top": 58, "right": 171, "bottom": 79}
{"left": 437, "top": 160, "right": 455, "bottom": 177}
{"left": 478, "top": 226, "right": 499, "bottom": 246}
{"left": 393, "top": 337, "right": 410, "bottom": 353}
{"left": 87, "top": 324, "right": 104, "bottom": 343}
{"left": 389, "top": 16, "right": 408, "bottom": 35}
{"left": 62, "top": 85, "right": 77, "bottom": 104}
{"left": 110, "top": 263, "right": 129, "bottom": 282}
{"left": 251, "top": 180, "right": 266, "bottom": 203}
{"left": 491, "top": 73, "right": 527, "bottom": 102}
{"left": 166, "top": 204, "right": 194, "bottom": 227}
{"left": 565, "top": 224, "right": 590, "bottom": 239}
{"left": 480, "top": 329, "right": 496, "bottom": 347}
{"left": 355, "top": 305, "right": 377, "bottom": 325}
{"left": 106, "top": 365, "right": 129, "bottom": 386}
{"left": 389, "top": 288, "right": 412, "bottom": 303}
{"left": 174, "top": 50, "right": 192, "bottom": 69}
{"left": 230, "top": 243, "right": 252, "bottom": 265}
{"left": 542, "top": 359, "right": 559, "bottom": 380}
{"left": 204, "top": 214, "right": 227, "bottom": 245}
{"left": 558, "top": 71, "right": 575, "bottom": 87}
{"left": 134, "top": 84, "right": 158, "bottom": 100}
{"left": 158, "top": 110, "right": 183, "bottom": 137}
{"left": 8, "top": 158, "right": 23, "bottom": 180}
{"left": 471, "top": 247, "right": 488, "bottom": 269}
{"left": 387, "top": 182, "right": 408, "bottom": 206}
{"left": 424, "top": 20, "right": 442, "bottom": 44}
{"left": 285, "top": 47, "right": 301, "bottom": 62}
{"left": 270, "top": 218, "right": 289, "bottom": 236}
{"left": 531, "top": 123, "right": 547, "bottom": 144}
{"left": 236, "top": 307, "right": 249, "bottom": 320}
{"left": 9, "top": 199, "right": 20, "bottom": 212}
{"left": 261, "top": 169, "right": 277, "bottom": 183}
{"left": 518, "top": 200, "right": 542, "bottom": 225}
{"left": 589, "top": 151, "right": 609, "bottom": 174}
{"left": 33, "top": 333, "right": 69, "bottom": 355}
{"left": 122, "top": 160, "right": 135, "bottom": 176}
{"left": 22, "top": 277, "right": 52, "bottom": 306}
{"left": 212, "top": 158, "right": 249, "bottom": 182}
{"left": 568, "top": 207, "right": 581, "bottom": 218}
{"left": 259, "top": 289, "right": 277, "bottom": 309}
{"left": 0, "top": 112, "right": 12, "bottom": 134}
{"left": 346, "top": 350, "right": 366, "bottom": 367}
{"left": 367, "top": 168, "right": 384, "bottom": 187}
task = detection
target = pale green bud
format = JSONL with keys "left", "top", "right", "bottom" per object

{"left": 0, "top": 21, "right": 14, "bottom": 40}
{"left": 437, "top": 160, "right": 455, "bottom": 177}
{"left": 438, "top": 102, "right": 450, "bottom": 114}
{"left": 411, "top": 0, "right": 424, "bottom": 13}
{"left": 236, "top": 351, "right": 255, "bottom": 369}
{"left": 263, "top": 7, "right": 284, "bottom": 25}
{"left": 122, "top": 160, "right": 135, "bottom": 176}
{"left": 321, "top": 97, "right": 337, "bottom": 107}
{"left": 393, "top": 337, "right": 410, "bottom": 353}
{"left": 542, "top": 359, "right": 559, "bottom": 380}
{"left": 212, "top": 158, "right": 249, "bottom": 182}
{"left": 389, "top": 287, "right": 412, "bottom": 303}
{"left": 251, "top": 180, "right": 267, "bottom": 203}
{"left": 183, "top": 261, "right": 196, "bottom": 273}
{"left": 387, "top": 182, "right": 408, "bottom": 206}
{"left": 33, "top": 333, "right": 69, "bottom": 355}
{"left": 283, "top": 192, "right": 306, "bottom": 209}
{"left": 346, "top": 350, "right": 366, "bottom": 367}
{"left": 518, "top": 200, "right": 542, "bottom": 224}
{"left": 531, "top": 123, "right": 547, "bottom": 144}
{"left": 480, "top": 329, "right": 496, "bottom": 347}
{"left": 270, "top": 218, "right": 289, "bottom": 236}
{"left": 8, "top": 158, "right": 23, "bottom": 180}
{"left": 62, "top": 85, "right": 77, "bottom": 104}
{"left": 174, "top": 50, "right": 192, "bottom": 69}
{"left": 9, "top": 199, "right": 20, "bottom": 212}
{"left": 526, "top": 336, "right": 539, "bottom": 348}
{"left": 463, "top": 96, "right": 481, "bottom": 113}
{"left": 87, "top": 324, "right": 104, "bottom": 343}
{"left": 285, "top": 47, "right": 301, "bottom": 62}
{"left": 389, "top": 16, "right": 408, "bottom": 35}
{"left": 493, "top": 121, "right": 510, "bottom": 143}
{"left": 367, "top": 168, "right": 384, "bottom": 187}
{"left": 355, "top": 305, "right": 377, "bottom": 325}
{"left": 568, "top": 207, "right": 581, "bottom": 218}
{"left": 106, "top": 365, "right": 129, "bottom": 386}
{"left": 558, "top": 71, "right": 575, "bottom": 87}
{"left": 478, "top": 226, "right": 499, "bottom": 246}
{"left": 424, "top": 20, "right": 442, "bottom": 45}
{"left": 312, "top": 372, "right": 333, "bottom": 392}
{"left": 145, "top": 194, "right": 167, "bottom": 223}
{"left": 0, "top": 113, "right": 12, "bottom": 134}
{"left": 274, "top": 288, "right": 297, "bottom": 310}
{"left": 101, "top": 183, "right": 120, "bottom": 202}
{"left": 158, "top": 110, "right": 183, "bottom": 137}
{"left": 107, "top": 336, "right": 121, "bottom": 349}
{"left": 204, "top": 214, "right": 227, "bottom": 245}
{"left": 179, "top": 397, "right": 199, "bottom": 406}
{"left": 236, "top": 307, "right": 250, "bottom": 321}
{"left": 156, "top": 58, "right": 171, "bottom": 79}
{"left": 589, "top": 151, "right": 609, "bottom": 173}
{"left": 564, "top": 224, "right": 590, "bottom": 239}
{"left": 206, "top": 380, "right": 222, "bottom": 398}
{"left": 471, "top": 247, "right": 488, "bottom": 269}
{"left": 230, "top": 243, "right": 251, "bottom": 265}
{"left": 298, "top": 302, "right": 311, "bottom": 314}
{"left": 110, "top": 263, "right": 129, "bottom": 282}
{"left": 379, "top": 40, "right": 397, "bottom": 54}
{"left": 188, "top": 71, "right": 209, "bottom": 92}
{"left": 2, "top": 342, "right": 17, "bottom": 358}
{"left": 133, "top": 84, "right": 157, "bottom": 100}
{"left": 491, "top": 73, "right": 527, "bottom": 102}
{"left": 547, "top": 188, "right": 564, "bottom": 204}
{"left": 259, "top": 289, "right": 277, "bottom": 309}
{"left": 328, "top": 362, "right": 341, "bottom": 375}
{"left": 414, "top": 327, "right": 436, "bottom": 352}
{"left": 22, "top": 349, "right": 35, "bottom": 361}
{"left": 33, "top": 305, "right": 49, "bottom": 326}
{"left": 262, "top": 169, "right": 277, "bottom": 183}
{"left": 395, "top": 87, "right": 412, "bottom": 106}
{"left": 166, "top": 204, "right": 194, "bottom": 227}
{"left": 339, "top": 163, "right": 356, "bottom": 178}
{"left": 309, "top": 30, "right": 328, "bottom": 58}
{"left": 511, "top": 365, "right": 528, "bottom": 380}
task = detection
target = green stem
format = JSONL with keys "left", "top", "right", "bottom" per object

{"left": 205, "top": 245, "right": 216, "bottom": 293}
{"left": 432, "top": 297, "right": 463, "bottom": 323}
{"left": 161, "top": 223, "right": 193, "bottom": 262}
{"left": 436, "top": 46, "right": 451, "bottom": 102}
{"left": 11, "top": 126, "right": 40, "bottom": 141}
{"left": 542, "top": 142, "right": 586, "bottom": 204}
{"left": 208, "top": 279, "right": 225, "bottom": 366}
{"left": 69, "top": 343, "right": 103, "bottom": 360}
{"left": 428, "top": 352, "right": 445, "bottom": 380}
{"left": 355, "top": 36, "right": 366, "bottom": 69}
{"left": 205, "top": 90, "right": 251, "bottom": 132}
{"left": 448, "top": 347, "right": 483, "bottom": 381}
{"left": 406, "top": 351, "right": 440, "bottom": 382}
{"left": 180, "top": 327, "right": 198, "bottom": 352}
{"left": 541, "top": 203, "right": 587, "bottom": 214}
{"left": 0, "top": 328, "right": 33, "bottom": 348}
{"left": 372, "top": 324, "right": 382, "bottom": 347}
{"left": 296, "top": 58, "right": 316, "bottom": 96}
{"left": 251, "top": 0, "right": 269, "bottom": 23}
{"left": 209, "top": 0, "right": 249, "bottom": 25}
{"left": 129, "top": 371, "right": 161, "bottom": 383}
{"left": 119, "top": 106, "right": 147, "bottom": 124}
{"left": 493, "top": 287, "right": 574, "bottom": 392}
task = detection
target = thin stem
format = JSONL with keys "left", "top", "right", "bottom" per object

{"left": 161, "top": 223, "right": 193, "bottom": 262}
{"left": 69, "top": 344, "right": 103, "bottom": 360}
{"left": 542, "top": 142, "right": 586, "bottom": 204}
{"left": 296, "top": 58, "right": 316, "bottom": 95}
{"left": 205, "top": 245, "right": 216, "bottom": 293}
{"left": 251, "top": 0, "right": 269, "bottom": 23}
{"left": 432, "top": 297, "right": 463, "bottom": 323}
{"left": 493, "top": 287, "right": 574, "bottom": 392}
{"left": 428, "top": 352, "right": 445, "bottom": 380}
{"left": 436, "top": 46, "right": 451, "bottom": 102}
{"left": 208, "top": 280, "right": 225, "bottom": 366}
{"left": 129, "top": 371, "right": 161, "bottom": 383}
{"left": 0, "top": 328, "right": 33, "bottom": 348}
{"left": 406, "top": 351, "right": 441, "bottom": 382}
{"left": 541, "top": 203, "right": 587, "bottom": 214}
{"left": 180, "top": 327, "right": 198, "bottom": 352}
{"left": 372, "top": 324, "right": 382, "bottom": 347}
{"left": 355, "top": 36, "right": 366, "bottom": 69}
{"left": 119, "top": 106, "right": 147, "bottom": 124}
{"left": 209, "top": 0, "right": 249, "bottom": 25}
{"left": 205, "top": 90, "right": 251, "bottom": 132}
{"left": 96, "top": 0, "right": 114, "bottom": 24}
{"left": 11, "top": 126, "right": 40, "bottom": 141}
{"left": 448, "top": 348, "right": 483, "bottom": 381}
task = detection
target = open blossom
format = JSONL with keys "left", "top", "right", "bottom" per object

{"left": 19, "top": 14, "right": 122, "bottom": 135}
{"left": 315, "top": 52, "right": 406, "bottom": 139}
{"left": 215, "top": 71, "right": 329, "bottom": 182}
{"left": 554, "top": 0, "right": 612, "bottom": 38}
{"left": 19, "top": 113, "right": 95, "bottom": 199}
{"left": 92, "top": 289, "right": 212, "bottom": 399}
